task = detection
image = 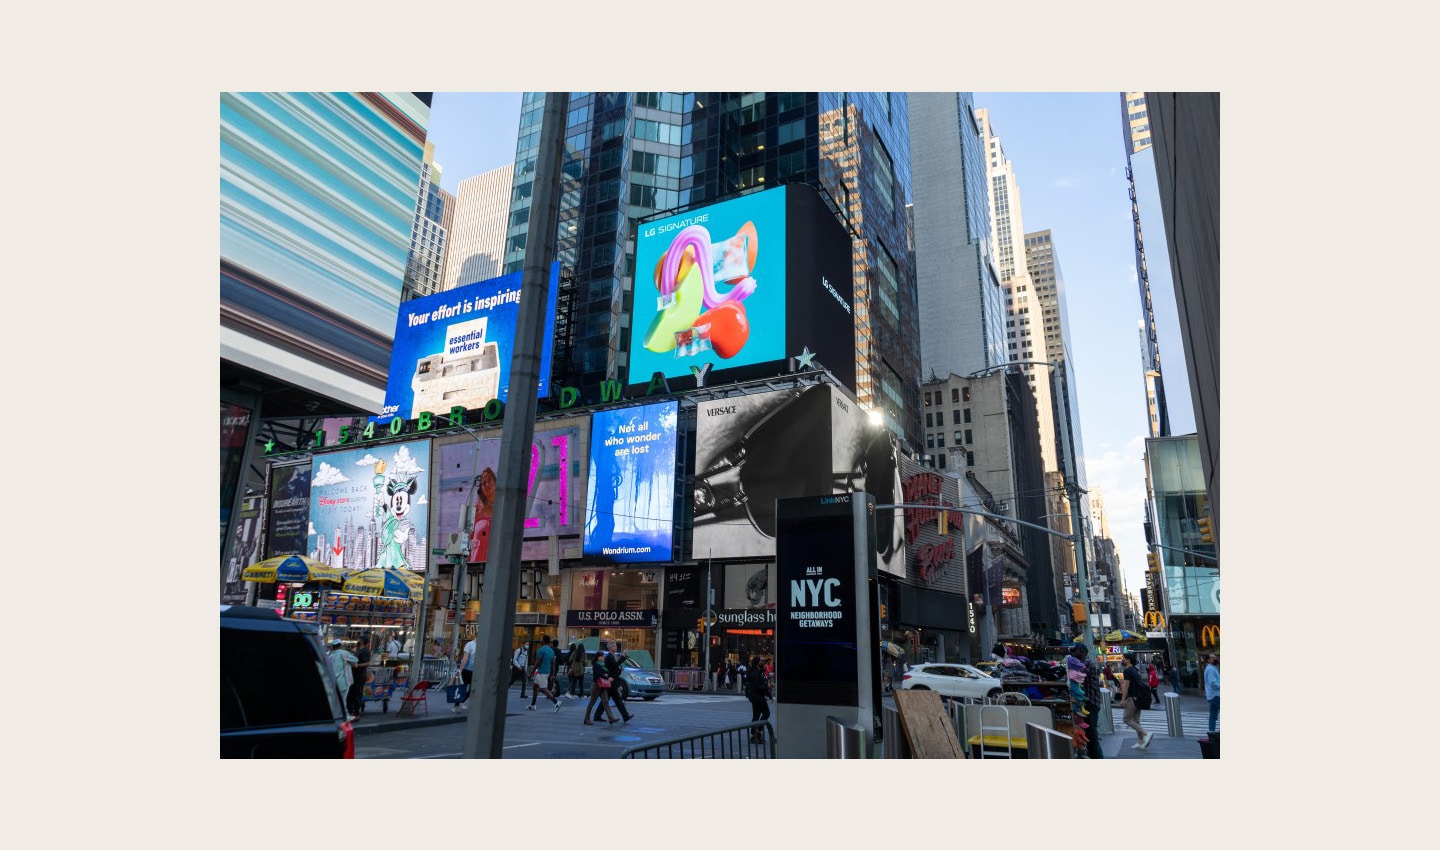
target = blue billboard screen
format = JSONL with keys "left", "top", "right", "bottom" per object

{"left": 583, "top": 401, "right": 679, "bottom": 564}
{"left": 375, "top": 262, "right": 559, "bottom": 423}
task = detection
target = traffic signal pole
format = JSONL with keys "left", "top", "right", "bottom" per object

{"left": 461, "top": 91, "right": 566, "bottom": 759}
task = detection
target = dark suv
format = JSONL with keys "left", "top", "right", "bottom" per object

{"left": 221, "top": 605, "right": 354, "bottom": 758}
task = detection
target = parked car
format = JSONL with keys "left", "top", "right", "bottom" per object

{"left": 221, "top": 605, "right": 354, "bottom": 758}
{"left": 899, "top": 663, "right": 1003, "bottom": 701}
{"left": 612, "top": 654, "right": 665, "bottom": 701}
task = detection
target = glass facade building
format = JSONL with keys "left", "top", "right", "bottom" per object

{"left": 1146, "top": 434, "right": 1218, "bottom": 686}
{"left": 499, "top": 92, "right": 921, "bottom": 445}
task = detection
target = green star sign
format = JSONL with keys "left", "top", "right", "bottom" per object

{"left": 264, "top": 438, "right": 275, "bottom": 454}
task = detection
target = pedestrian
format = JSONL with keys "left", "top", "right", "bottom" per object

{"left": 453, "top": 632, "right": 479, "bottom": 712}
{"left": 383, "top": 634, "right": 401, "bottom": 658}
{"left": 347, "top": 636, "right": 372, "bottom": 716}
{"left": 735, "top": 657, "right": 747, "bottom": 693}
{"left": 1147, "top": 656, "right": 1161, "bottom": 694}
{"left": 510, "top": 642, "right": 530, "bottom": 698}
{"left": 567, "top": 642, "right": 588, "bottom": 698}
{"left": 591, "top": 642, "right": 634, "bottom": 723}
{"left": 991, "top": 641, "right": 1006, "bottom": 663}
{"left": 584, "top": 646, "right": 619, "bottom": 726}
{"left": 1164, "top": 658, "right": 1181, "bottom": 695}
{"left": 1102, "top": 663, "right": 1118, "bottom": 690}
{"left": 1118, "top": 654, "right": 1155, "bottom": 749}
{"left": 744, "top": 655, "right": 771, "bottom": 742}
{"left": 1204, "top": 653, "right": 1221, "bottom": 733}
{"left": 325, "top": 638, "right": 358, "bottom": 717}
{"left": 528, "top": 634, "right": 563, "bottom": 712}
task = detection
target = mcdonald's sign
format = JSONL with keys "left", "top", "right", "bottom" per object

{"left": 1144, "top": 611, "right": 1166, "bottom": 630}
{"left": 1200, "top": 624, "right": 1221, "bottom": 647}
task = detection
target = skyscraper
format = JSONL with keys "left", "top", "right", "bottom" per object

{"left": 975, "top": 108, "right": 1059, "bottom": 478}
{"left": 402, "top": 141, "right": 451, "bottom": 301}
{"left": 1145, "top": 91, "right": 1219, "bottom": 544}
{"left": 1122, "top": 90, "right": 1179, "bottom": 439}
{"left": 498, "top": 92, "right": 921, "bottom": 444}
{"left": 441, "top": 162, "right": 515, "bottom": 292}
{"left": 909, "top": 92, "right": 1005, "bottom": 380}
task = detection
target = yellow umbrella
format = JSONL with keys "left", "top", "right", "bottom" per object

{"left": 342, "top": 568, "right": 425, "bottom": 601}
{"left": 242, "top": 554, "right": 344, "bottom": 585}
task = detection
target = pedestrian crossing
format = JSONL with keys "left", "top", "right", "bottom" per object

{"left": 1133, "top": 709, "right": 1215, "bottom": 738}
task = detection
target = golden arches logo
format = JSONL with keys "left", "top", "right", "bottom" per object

{"left": 1144, "top": 611, "right": 1166, "bottom": 629}
{"left": 1200, "top": 624, "right": 1221, "bottom": 647}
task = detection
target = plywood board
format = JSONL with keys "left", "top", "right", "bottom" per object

{"left": 893, "top": 689, "right": 965, "bottom": 758}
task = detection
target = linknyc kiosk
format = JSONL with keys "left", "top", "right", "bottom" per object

{"left": 774, "top": 492, "right": 883, "bottom": 758}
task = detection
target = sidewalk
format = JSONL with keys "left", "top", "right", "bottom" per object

{"left": 1101, "top": 689, "right": 1217, "bottom": 759}
{"left": 351, "top": 680, "right": 1219, "bottom": 759}
{"left": 350, "top": 678, "right": 731, "bottom": 736}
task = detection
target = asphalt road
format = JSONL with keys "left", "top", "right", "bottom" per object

{"left": 356, "top": 691, "right": 763, "bottom": 759}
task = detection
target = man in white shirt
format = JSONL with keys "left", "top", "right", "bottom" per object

{"left": 510, "top": 643, "right": 530, "bottom": 698}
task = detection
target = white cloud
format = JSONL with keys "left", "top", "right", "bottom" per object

{"left": 1053, "top": 176, "right": 1075, "bottom": 189}
{"left": 390, "top": 445, "right": 425, "bottom": 478}
{"left": 313, "top": 462, "right": 348, "bottom": 486}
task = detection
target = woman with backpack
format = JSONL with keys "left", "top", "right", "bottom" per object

{"left": 1119, "top": 654, "right": 1155, "bottom": 749}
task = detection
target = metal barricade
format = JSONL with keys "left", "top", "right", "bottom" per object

{"left": 1098, "top": 688, "right": 1115, "bottom": 734}
{"left": 882, "top": 704, "right": 911, "bottom": 759}
{"left": 1163, "top": 691, "right": 1183, "bottom": 737}
{"left": 826, "top": 716, "right": 869, "bottom": 758}
{"left": 1025, "top": 722, "right": 1074, "bottom": 759}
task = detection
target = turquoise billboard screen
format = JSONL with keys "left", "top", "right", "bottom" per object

{"left": 629, "top": 188, "right": 788, "bottom": 383}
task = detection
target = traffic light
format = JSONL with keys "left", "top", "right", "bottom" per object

{"left": 1147, "top": 552, "right": 1160, "bottom": 571}
{"left": 1198, "top": 515, "right": 1214, "bottom": 544}
{"left": 696, "top": 617, "right": 704, "bottom": 633}
{"left": 1071, "top": 602, "right": 1086, "bottom": 624}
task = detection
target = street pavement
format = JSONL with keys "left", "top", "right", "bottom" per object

{"left": 350, "top": 679, "right": 1217, "bottom": 758}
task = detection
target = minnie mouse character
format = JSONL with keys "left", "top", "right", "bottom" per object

{"left": 373, "top": 460, "right": 417, "bottom": 569}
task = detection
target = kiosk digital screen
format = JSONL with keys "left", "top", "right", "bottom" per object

{"left": 775, "top": 497, "right": 859, "bottom": 707}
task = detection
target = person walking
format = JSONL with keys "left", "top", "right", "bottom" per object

{"left": 528, "top": 634, "right": 563, "bottom": 712}
{"left": 1204, "top": 653, "right": 1221, "bottom": 733}
{"left": 510, "top": 642, "right": 530, "bottom": 698}
{"left": 347, "top": 636, "right": 372, "bottom": 716}
{"left": 566, "top": 642, "right": 587, "bottom": 698}
{"left": 325, "top": 638, "right": 358, "bottom": 718}
{"left": 584, "top": 646, "right": 619, "bottom": 726}
{"left": 453, "top": 633, "right": 479, "bottom": 712}
{"left": 591, "top": 643, "right": 634, "bottom": 723}
{"left": 1119, "top": 654, "right": 1155, "bottom": 749}
{"left": 1164, "top": 658, "right": 1181, "bottom": 695}
{"left": 1147, "top": 656, "right": 1161, "bottom": 695}
{"left": 744, "top": 655, "right": 771, "bottom": 743}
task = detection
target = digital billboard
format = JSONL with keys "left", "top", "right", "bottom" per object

{"left": 433, "top": 419, "right": 585, "bottom": 565}
{"left": 627, "top": 184, "right": 855, "bottom": 392}
{"left": 375, "top": 262, "right": 560, "bottom": 424}
{"left": 583, "top": 400, "right": 679, "bottom": 564}
{"left": 692, "top": 383, "right": 903, "bottom": 570}
{"left": 308, "top": 441, "right": 431, "bottom": 571}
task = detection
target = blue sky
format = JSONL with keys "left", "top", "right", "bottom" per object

{"left": 424, "top": 91, "right": 1197, "bottom": 600}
